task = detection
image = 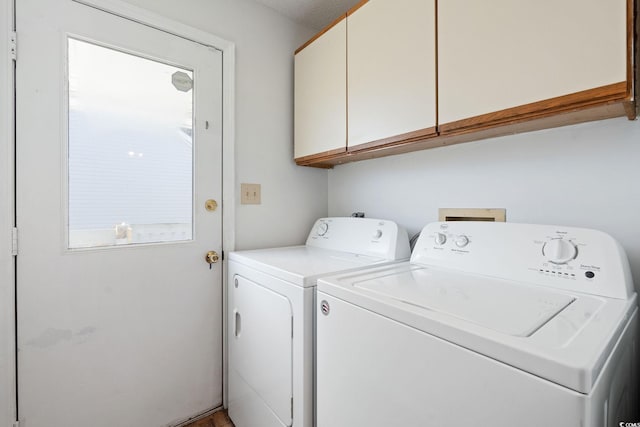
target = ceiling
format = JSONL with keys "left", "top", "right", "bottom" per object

{"left": 251, "top": 0, "right": 362, "bottom": 31}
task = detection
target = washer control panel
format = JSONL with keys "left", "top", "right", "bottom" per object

{"left": 412, "top": 222, "right": 632, "bottom": 300}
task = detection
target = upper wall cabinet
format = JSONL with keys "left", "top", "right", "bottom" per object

{"left": 294, "top": 19, "right": 347, "bottom": 161}
{"left": 294, "top": 0, "right": 636, "bottom": 168}
{"left": 438, "top": 0, "right": 634, "bottom": 134}
{"left": 347, "top": 0, "right": 437, "bottom": 150}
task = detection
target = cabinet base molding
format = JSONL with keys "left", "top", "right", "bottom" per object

{"left": 297, "top": 99, "right": 633, "bottom": 169}
{"left": 439, "top": 82, "right": 633, "bottom": 135}
{"left": 348, "top": 126, "right": 437, "bottom": 153}
{"left": 295, "top": 126, "right": 437, "bottom": 167}
{"left": 294, "top": 147, "right": 346, "bottom": 168}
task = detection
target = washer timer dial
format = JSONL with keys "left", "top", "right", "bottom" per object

{"left": 542, "top": 239, "right": 577, "bottom": 264}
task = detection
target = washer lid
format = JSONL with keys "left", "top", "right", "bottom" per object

{"left": 318, "top": 263, "right": 637, "bottom": 394}
{"left": 355, "top": 268, "right": 575, "bottom": 337}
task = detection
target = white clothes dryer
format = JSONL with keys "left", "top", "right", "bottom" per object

{"left": 316, "top": 221, "right": 638, "bottom": 427}
{"left": 227, "top": 217, "right": 410, "bottom": 427}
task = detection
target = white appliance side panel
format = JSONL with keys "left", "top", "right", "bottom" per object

{"left": 230, "top": 275, "right": 292, "bottom": 425}
{"left": 316, "top": 293, "right": 588, "bottom": 427}
{"left": 586, "top": 310, "right": 639, "bottom": 426}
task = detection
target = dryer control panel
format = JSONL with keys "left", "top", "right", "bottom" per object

{"left": 412, "top": 222, "right": 633, "bottom": 300}
{"left": 306, "top": 217, "right": 411, "bottom": 261}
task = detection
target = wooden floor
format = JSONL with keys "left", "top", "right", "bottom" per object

{"left": 183, "top": 410, "right": 235, "bottom": 427}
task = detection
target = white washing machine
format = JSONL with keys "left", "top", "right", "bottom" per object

{"left": 227, "top": 217, "right": 410, "bottom": 427}
{"left": 316, "top": 221, "right": 638, "bottom": 427}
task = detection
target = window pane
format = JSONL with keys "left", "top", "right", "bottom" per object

{"left": 68, "top": 38, "right": 193, "bottom": 249}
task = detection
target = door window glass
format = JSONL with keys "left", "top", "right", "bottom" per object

{"left": 67, "top": 38, "right": 194, "bottom": 248}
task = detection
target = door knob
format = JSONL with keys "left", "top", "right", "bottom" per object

{"left": 205, "top": 250, "right": 220, "bottom": 267}
{"left": 205, "top": 199, "right": 218, "bottom": 211}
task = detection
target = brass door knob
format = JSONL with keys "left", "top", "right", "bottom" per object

{"left": 205, "top": 199, "right": 218, "bottom": 211}
{"left": 206, "top": 250, "right": 220, "bottom": 265}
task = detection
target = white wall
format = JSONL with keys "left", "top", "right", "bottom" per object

{"left": 329, "top": 117, "right": 640, "bottom": 292}
{"left": 120, "top": 0, "right": 328, "bottom": 250}
{"left": 0, "top": 0, "right": 16, "bottom": 424}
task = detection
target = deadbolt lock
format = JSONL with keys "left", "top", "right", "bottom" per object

{"left": 205, "top": 199, "right": 218, "bottom": 212}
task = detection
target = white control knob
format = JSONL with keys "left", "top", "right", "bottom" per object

{"left": 316, "top": 222, "right": 329, "bottom": 236}
{"left": 543, "top": 239, "right": 577, "bottom": 264}
{"left": 455, "top": 235, "right": 470, "bottom": 248}
{"left": 373, "top": 230, "right": 383, "bottom": 240}
{"left": 434, "top": 233, "right": 447, "bottom": 245}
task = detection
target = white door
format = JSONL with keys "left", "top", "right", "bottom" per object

{"left": 16, "top": 1, "right": 223, "bottom": 426}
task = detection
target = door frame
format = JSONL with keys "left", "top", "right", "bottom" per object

{"left": 1, "top": 0, "right": 16, "bottom": 424}
{"left": 4, "top": 0, "right": 236, "bottom": 423}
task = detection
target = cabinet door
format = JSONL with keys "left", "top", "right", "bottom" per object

{"left": 347, "top": 0, "right": 437, "bottom": 150}
{"left": 438, "top": 0, "right": 629, "bottom": 131}
{"left": 294, "top": 19, "right": 347, "bottom": 160}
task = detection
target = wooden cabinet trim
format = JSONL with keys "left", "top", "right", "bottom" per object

{"left": 295, "top": 147, "right": 346, "bottom": 166}
{"left": 627, "top": 0, "right": 635, "bottom": 98}
{"left": 623, "top": 100, "right": 637, "bottom": 119}
{"left": 299, "top": 101, "right": 630, "bottom": 169}
{"left": 295, "top": 14, "right": 347, "bottom": 55}
{"left": 295, "top": 0, "right": 369, "bottom": 55}
{"left": 348, "top": 126, "right": 438, "bottom": 153}
{"left": 627, "top": 0, "right": 640, "bottom": 116}
{"left": 347, "top": 0, "right": 369, "bottom": 16}
{"left": 439, "top": 82, "right": 631, "bottom": 135}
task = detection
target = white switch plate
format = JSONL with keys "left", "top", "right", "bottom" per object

{"left": 241, "top": 183, "right": 261, "bottom": 205}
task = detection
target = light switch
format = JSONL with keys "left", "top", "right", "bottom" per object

{"left": 241, "top": 183, "right": 261, "bottom": 205}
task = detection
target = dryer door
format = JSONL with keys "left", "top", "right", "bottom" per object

{"left": 230, "top": 275, "right": 293, "bottom": 426}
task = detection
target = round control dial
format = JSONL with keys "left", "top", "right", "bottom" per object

{"left": 543, "top": 239, "right": 577, "bottom": 264}
{"left": 434, "top": 233, "right": 447, "bottom": 245}
{"left": 455, "top": 235, "right": 469, "bottom": 248}
{"left": 315, "top": 222, "right": 329, "bottom": 236}
{"left": 373, "top": 230, "right": 383, "bottom": 240}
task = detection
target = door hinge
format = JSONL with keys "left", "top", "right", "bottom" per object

{"left": 291, "top": 397, "right": 293, "bottom": 419}
{"left": 11, "top": 227, "right": 18, "bottom": 256}
{"left": 9, "top": 31, "right": 16, "bottom": 61}
{"left": 13, "top": 420, "right": 20, "bottom": 427}
{"left": 291, "top": 316, "right": 294, "bottom": 338}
